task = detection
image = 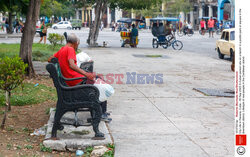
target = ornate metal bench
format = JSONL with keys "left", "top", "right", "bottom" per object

{"left": 46, "top": 58, "right": 104, "bottom": 139}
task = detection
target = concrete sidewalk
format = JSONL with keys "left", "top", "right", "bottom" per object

{"left": 36, "top": 46, "right": 233, "bottom": 156}
{"left": 84, "top": 47, "right": 234, "bottom": 157}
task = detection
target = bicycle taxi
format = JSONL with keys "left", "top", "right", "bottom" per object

{"left": 150, "top": 17, "right": 183, "bottom": 50}
{"left": 117, "top": 18, "right": 139, "bottom": 47}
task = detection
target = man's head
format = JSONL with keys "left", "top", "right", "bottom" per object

{"left": 210, "top": 16, "right": 213, "bottom": 20}
{"left": 132, "top": 24, "right": 135, "bottom": 28}
{"left": 67, "top": 33, "right": 80, "bottom": 50}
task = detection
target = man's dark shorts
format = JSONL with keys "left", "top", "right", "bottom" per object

{"left": 39, "top": 32, "right": 47, "bottom": 37}
{"left": 209, "top": 27, "right": 214, "bottom": 32}
{"left": 131, "top": 36, "right": 136, "bottom": 44}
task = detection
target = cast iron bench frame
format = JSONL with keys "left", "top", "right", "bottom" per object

{"left": 46, "top": 58, "right": 104, "bottom": 139}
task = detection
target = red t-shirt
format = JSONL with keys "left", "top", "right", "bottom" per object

{"left": 53, "top": 46, "right": 84, "bottom": 86}
{"left": 208, "top": 19, "right": 214, "bottom": 28}
{"left": 200, "top": 21, "right": 205, "bottom": 28}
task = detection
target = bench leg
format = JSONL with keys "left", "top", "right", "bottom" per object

{"left": 92, "top": 105, "right": 104, "bottom": 137}
{"left": 51, "top": 109, "right": 65, "bottom": 138}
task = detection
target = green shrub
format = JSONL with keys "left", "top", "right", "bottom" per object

{"left": 47, "top": 33, "right": 65, "bottom": 50}
{"left": 45, "top": 23, "right": 52, "bottom": 28}
{"left": 0, "top": 56, "right": 27, "bottom": 94}
{"left": 0, "top": 56, "right": 27, "bottom": 129}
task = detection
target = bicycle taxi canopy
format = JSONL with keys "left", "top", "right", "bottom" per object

{"left": 117, "top": 18, "right": 132, "bottom": 23}
{"left": 150, "top": 17, "right": 179, "bottom": 23}
{"left": 199, "top": 17, "right": 217, "bottom": 20}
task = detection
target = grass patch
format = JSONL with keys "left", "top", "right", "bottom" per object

{"left": 22, "top": 127, "right": 30, "bottom": 133}
{"left": 71, "top": 130, "right": 90, "bottom": 135}
{"left": 24, "top": 145, "right": 33, "bottom": 150}
{"left": 7, "top": 127, "right": 14, "bottom": 131}
{"left": 6, "top": 144, "right": 12, "bottom": 150}
{"left": 0, "top": 83, "right": 56, "bottom": 107}
{"left": 0, "top": 43, "right": 62, "bottom": 62}
{"left": 84, "top": 146, "right": 94, "bottom": 157}
{"left": 103, "top": 144, "right": 115, "bottom": 157}
{"left": 145, "top": 55, "right": 162, "bottom": 58}
{"left": 40, "top": 143, "right": 52, "bottom": 153}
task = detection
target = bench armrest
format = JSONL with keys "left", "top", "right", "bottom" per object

{"left": 62, "top": 76, "right": 87, "bottom": 81}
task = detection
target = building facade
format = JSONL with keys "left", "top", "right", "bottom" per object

{"left": 186, "top": 0, "right": 234, "bottom": 29}
{"left": 75, "top": 7, "right": 123, "bottom": 28}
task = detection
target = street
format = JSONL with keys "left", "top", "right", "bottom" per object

{"left": 1, "top": 28, "right": 231, "bottom": 60}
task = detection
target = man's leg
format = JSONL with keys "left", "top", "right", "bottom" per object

{"left": 101, "top": 101, "right": 112, "bottom": 122}
{"left": 101, "top": 101, "right": 107, "bottom": 114}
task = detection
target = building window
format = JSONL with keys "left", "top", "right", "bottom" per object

{"left": 194, "top": 6, "right": 198, "bottom": 12}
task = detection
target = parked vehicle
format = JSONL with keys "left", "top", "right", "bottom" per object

{"left": 216, "top": 28, "right": 235, "bottom": 60}
{"left": 52, "top": 21, "right": 72, "bottom": 29}
{"left": 70, "top": 19, "right": 82, "bottom": 30}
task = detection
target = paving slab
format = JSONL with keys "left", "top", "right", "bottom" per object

{"left": 43, "top": 108, "right": 112, "bottom": 151}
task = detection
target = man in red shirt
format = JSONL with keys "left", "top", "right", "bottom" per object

{"left": 200, "top": 18, "right": 206, "bottom": 35}
{"left": 208, "top": 16, "right": 215, "bottom": 37}
{"left": 48, "top": 33, "right": 95, "bottom": 86}
{"left": 48, "top": 33, "right": 111, "bottom": 122}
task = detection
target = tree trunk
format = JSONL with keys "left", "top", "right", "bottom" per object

{"left": 19, "top": 0, "right": 41, "bottom": 77}
{"left": 7, "top": 12, "right": 13, "bottom": 34}
{"left": 87, "top": 0, "right": 108, "bottom": 47}
{"left": 1, "top": 91, "right": 10, "bottom": 129}
{"left": 6, "top": 91, "right": 11, "bottom": 111}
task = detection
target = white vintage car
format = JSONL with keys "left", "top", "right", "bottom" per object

{"left": 52, "top": 21, "right": 72, "bottom": 30}
{"left": 216, "top": 28, "right": 235, "bottom": 59}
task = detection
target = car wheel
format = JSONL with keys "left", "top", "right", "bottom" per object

{"left": 79, "top": 27, "right": 81, "bottom": 30}
{"left": 53, "top": 26, "right": 57, "bottom": 29}
{"left": 230, "top": 49, "right": 234, "bottom": 61}
{"left": 217, "top": 48, "right": 224, "bottom": 59}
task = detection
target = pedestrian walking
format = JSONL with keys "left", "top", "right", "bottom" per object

{"left": 0, "top": 23, "right": 4, "bottom": 32}
{"left": 14, "top": 19, "right": 20, "bottom": 33}
{"left": 5, "top": 18, "right": 9, "bottom": 33}
{"left": 200, "top": 18, "right": 206, "bottom": 35}
{"left": 131, "top": 24, "right": 138, "bottom": 48}
{"left": 208, "top": 17, "right": 215, "bottom": 37}
{"left": 38, "top": 20, "right": 47, "bottom": 44}
{"left": 100, "top": 21, "right": 104, "bottom": 31}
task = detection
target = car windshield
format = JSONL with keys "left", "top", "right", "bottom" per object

{"left": 230, "top": 31, "right": 235, "bottom": 40}
{"left": 58, "top": 22, "right": 63, "bottom": 24}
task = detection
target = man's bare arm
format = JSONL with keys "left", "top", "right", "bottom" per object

{"left": 68, "top": 59, "right": 95, "bottom": 80}
{"left": 48, "top": 55, "right": 55, "bottom": 63}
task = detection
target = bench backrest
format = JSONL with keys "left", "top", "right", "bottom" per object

{"left": 46, "top": 58, "right": 100, "bottom": 105}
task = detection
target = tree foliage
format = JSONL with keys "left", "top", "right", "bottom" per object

{"left": 162, "top": 0, "right": 192, "bottom": 16}
{"left": 40, "top": 0, "right": 76, "bottom": 18}
{"left": 109, "top": 0, "right": 161, "bottom": 10}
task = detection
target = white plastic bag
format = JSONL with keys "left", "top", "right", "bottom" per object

{"left": 94, "top": 78, "right": 115, "bottom": 102}
{"left": 76, "top": 51, "right": 91, "bottom": 67}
